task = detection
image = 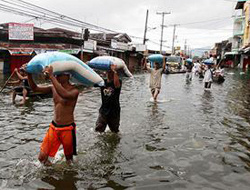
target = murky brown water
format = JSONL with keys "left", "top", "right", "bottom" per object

{"left": 1, "top": 70, "right": 250, "bottom": 190}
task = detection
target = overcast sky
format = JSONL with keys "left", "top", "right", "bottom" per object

{"left": 0, "top": 0, "right": 238, "bottom": 51}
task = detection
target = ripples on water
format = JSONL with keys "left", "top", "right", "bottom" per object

{"left": 0, "top": 70, "right": 250, "bottom": 189}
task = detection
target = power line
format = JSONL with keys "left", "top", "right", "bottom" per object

{"left": 0, "top": 0, "right": 117, "bottom": 33}
{"left": 15, "top": 0, "right": 116, "bottom": 32}
{"left": 130, "top": 35, "right": 144, "bottom": 40}
{"left": 173, "top": 16, "right": 233, "bottom": 26}
{"left": 0, "top": 0, "right": 236, "bottom": 50}
{"left": 148, "top": 39, "right": 170, "bottom": 48}
{"left": 222, "top": 0, "right": 237, "bottom": 2}
{"left": 0, "top": 0, "right": 147, "bottom": 44}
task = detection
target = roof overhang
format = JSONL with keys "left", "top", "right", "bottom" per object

{"left": 243, "top": 46, "right": 250, "bottom": 53}
{"left": 8, "top": 48, "right": 34, "bottom": 56}
{"left": 97, "top": 46, "right": 125, "bottom": 52}
{"left": 235, "top": 0, "right": 246, "bottom": 9}
{"left": 224, "top": 51, "right": 239, "bottom": 56}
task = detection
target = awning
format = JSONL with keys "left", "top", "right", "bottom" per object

{"left": 235, "top": 0, "right": 246, "bottom": 9}
{"left": 8, "top": 48, "right": 34, "bottom": 56}
{"left": 59, "top": 48, "right": 93, "bottom": 54}
{"left": 97, "top": 46, "right": 125, "bottom": 53}
{"left": 243, "top": 46, "right": 250, "bottom": 54}
{"left": 34, "top": 49, "right": 58, "bottom": 54}
{"left": 81, "top": 49, "right": 93, "bottom": 53}
{"left": 59, "top": 49, "right": 80, "bottom": 54}
{"left": 224, "top": 51, "right": 239, "bottom": 56}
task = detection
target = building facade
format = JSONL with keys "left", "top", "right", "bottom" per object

{"left": 0, "top": 23, "right": 146, "bottom": 74}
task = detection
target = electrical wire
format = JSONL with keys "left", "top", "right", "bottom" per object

{"left": 0, "top": 0, "right": 117, "bottom": 33}
{"left": 175, "top": 17, "right": 233, "bottom": 26}
{"left": 222, "top": 0, "right": 237, "bottom": 2}
{"left": 14, "top": 0, "right": 116, "bottom": 32}
{"left": 0, "top": 0, "right": 238, "bottom": 49}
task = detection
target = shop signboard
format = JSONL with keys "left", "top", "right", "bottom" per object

{"left": 111, "top": 39, "right": 129, "bottom": 51}
{"left": 84, "top": 40, "right": 97, "bottom": 50}
{"left": 8, "top": 23, "right": 34, "bottom": 41}
{"left": 134, "top": 44, "right": 147, "bottom": 52}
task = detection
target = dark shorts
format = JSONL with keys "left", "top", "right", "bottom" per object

{"left": 95, "top": 113, "right": 120, "bottom": 133}
{"left": 204, "top": 82, "right": 212, "bottom": 88}
{"left": 14, "top": 86, "right": 31, "bottom": 94}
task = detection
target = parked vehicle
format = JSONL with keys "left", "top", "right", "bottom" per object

{"left": 165, "top": 56, "right": 185, "bottom": 74}
{"left": 213, "top": 68, "right": 225, "bottom": 84}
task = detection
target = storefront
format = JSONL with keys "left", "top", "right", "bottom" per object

{"left": 8, "top": 48, "right": 34, "bottom": 72}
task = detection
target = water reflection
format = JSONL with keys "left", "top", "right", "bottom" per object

{"left": 222, "top": 78, "right": 250, "bottom": 173}
{"left": 94, "top": 133, "right": 121, "bottom": 165}
{"left": 147, "top": 102, "right": 166, "bottom": 127}
{"left": 151, "top": 102, "right": 158, "bottom": 116}
{"left": 92, "top": 133, "right": 128, "bottom": 189}
{"left": 200, "top": 90, "right": 214, "bottom": 115}
{"left": 41, "top": 169, "right": 78, "bottom": 190}
{"left": 16, "top": 99, "right": 36, "bottom": 115}
{"left": 74, "top": 132, "right": 125, "bottom": 189}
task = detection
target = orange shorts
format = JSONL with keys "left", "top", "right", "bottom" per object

{"left": 40, "top": 121, "right": 77, "bottom": 157}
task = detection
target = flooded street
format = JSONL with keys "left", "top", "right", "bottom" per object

{"left": 1, "top": 70, "right": 250, "bottom": 190}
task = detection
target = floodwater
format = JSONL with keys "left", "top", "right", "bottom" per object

{"left": 1, "top": 70, "right": 250, "bottom": 190}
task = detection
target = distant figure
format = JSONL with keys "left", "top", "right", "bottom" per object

{"left": 144, "top": 56, "right": 166, "bottom": 101}
{"left": 203, "top": 65, "right": 213, "bottom": 89}
{"left": 185, "top": 59, "right": 193, "bottom": 81}
{"left": 214, "top": 65, "right": 225, "bottom": 83}
{"left": 193, "top": 60, "right": 200, "bottom": 75}
{"left": 95, "top": 64, "right": 122, "bottom": 133}
{"left": 24, "top": 64, "right": 79, "bottom": 165}
{"left": 8, "top": 68, "right": 31, "bottom": 105}
{"left": 198, "top": 64, "right": 205, "bottom": 79}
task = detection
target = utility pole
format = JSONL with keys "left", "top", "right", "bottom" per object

{"left": 184, "top": 39, "right": 187, "bottom": 57}
{"left": 143, "top": 9, "right": 149, "bottom": 45}
{"left": 171, "top": 24, "right": 179, "bottom": 55}
{"left": 188, "top": 45, "right": 191, "bottom": 58}
{"left": 80, "top": 28, "right": 90, "bottom": 61}
{"left": 157, "top": 11, "right": 171, "bottom": 53}
{"left": 81, "top": 28, "right": 84, "bottom": 61}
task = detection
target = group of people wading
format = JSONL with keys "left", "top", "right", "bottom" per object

{"left": 5, "top": 55, "right": 221, "bottom": 165}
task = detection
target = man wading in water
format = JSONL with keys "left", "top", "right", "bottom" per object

{"left": 144, "top": 56, "right": 166, "bottom": 102}
{"left": 24, "top": 64, "right": 79, "bottom": 165}
{"left": 7, "top": 68, "right": 31, "bottom": 105}
{"left": 95, "top": 64, "right": 122, "bottom": 133}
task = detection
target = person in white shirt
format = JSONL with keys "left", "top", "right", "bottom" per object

{"left": 185, "top": 59, "right": 193, "bottom": 81}
{"left": 203, "top": 65, "right": 213, "bottom": 89}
